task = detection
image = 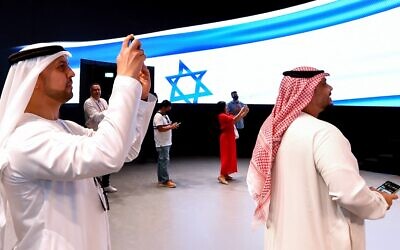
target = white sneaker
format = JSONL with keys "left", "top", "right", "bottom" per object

{"left": 103, "top": 185, "right": 118, "bottom": 193}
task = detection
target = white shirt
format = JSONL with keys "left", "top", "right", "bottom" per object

{"left": 2, "top": 76, "right": 156, "bottom": 250}
{"left": 153, "top": 112, "right": 172, "bottom": 147}
{"left": 83, "top": 97, "right": 109, "bottom": 130}
{"left": 249, "top": 112, "right": 388, "bottom": 250}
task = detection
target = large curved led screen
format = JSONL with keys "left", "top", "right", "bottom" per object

{"left": 13, "top": 0, "right": 400, "bottom": 107}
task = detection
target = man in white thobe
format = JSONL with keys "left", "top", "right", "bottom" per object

{"left": 0, "top": 34, "right": 155, "bottom": 249}
{"left": 247, "top": 66, "right": 398, "bottom": 250}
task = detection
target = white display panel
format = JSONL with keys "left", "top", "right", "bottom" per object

{"left": 15, "top": 0, "right": 400, "bottom": 106}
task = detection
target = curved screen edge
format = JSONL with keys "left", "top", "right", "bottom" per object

{"left": 11, "top": 0, "right": 400, "bottom": 107}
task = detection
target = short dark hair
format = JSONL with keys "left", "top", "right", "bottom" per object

{"left": 216, "top": 101, "right": 226, "bottom": 114}
{"left": 159, "top": 100, "right": 171, "bottom": 108}
{"left": 90, "top": 82, "right": 101, "bottom": 88}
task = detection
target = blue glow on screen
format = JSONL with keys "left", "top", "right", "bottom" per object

{"left": 13, "top": 0, "right": 400, "bottom": 107}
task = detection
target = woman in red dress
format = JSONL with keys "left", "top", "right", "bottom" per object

{"left": 216, "top": 101, "right": 248, "bottom": 184}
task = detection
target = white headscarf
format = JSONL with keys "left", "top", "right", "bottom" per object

{"left": 0, "top": 43, "right": 71, "bottom": 247}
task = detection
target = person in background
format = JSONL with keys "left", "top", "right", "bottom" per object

{"left": 84, "top": 83, "right": 117, "bottom": 193}
{"left": 216, "top": 101, "right": 248, "bottom": 184}
{"left": 0, "top": 34, "right": 156, "bottom": 249}
{"left": 227, "top": 91, "right": 249, "bottom": 131}
{"left": 227, "top": 91, "right": 250, "bottom": 157}
{"left": 247, "top": 66, "right": 398, "bottom": 250}
{"left": 153, "top": 100, "right": 179, "bottom": 188}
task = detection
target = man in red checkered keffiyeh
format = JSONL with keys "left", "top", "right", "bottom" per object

{"left": 246, "top": 66, "right": 397, "bottom": 250}
{"left": 247, "top": 66, "right": 329, "bottom": 224}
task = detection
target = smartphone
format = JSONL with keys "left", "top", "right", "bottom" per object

{"left": 128, "top": 36, "right": 135, "bottom": 46}
{"left": 376, "top": 181, "right": 400, "bottom": 194}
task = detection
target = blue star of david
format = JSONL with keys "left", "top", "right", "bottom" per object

{"left": 165, "top": 60, "right": 212, "bottom": 103}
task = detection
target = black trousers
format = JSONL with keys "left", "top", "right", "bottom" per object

{"left": 99, "top": 174, "right": 110, "bottom": 188}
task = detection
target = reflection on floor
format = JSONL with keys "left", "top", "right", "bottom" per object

{"left": 108, "top": 157, "right": 400, "bottom": 250}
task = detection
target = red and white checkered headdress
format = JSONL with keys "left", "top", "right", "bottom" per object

{"left": 248, "top": 66, "right": 329, "bottom": 225}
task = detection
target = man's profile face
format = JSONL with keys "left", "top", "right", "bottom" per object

{"left": 37, "top": 55, "right": 75, "bottom": 103}
{"left": 90, "top": 84, "right": 101, "bottom": 100}
{"left": 310, "top": 78, "right": 333, "bottom": 111}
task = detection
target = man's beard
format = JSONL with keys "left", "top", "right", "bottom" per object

{"left": 46, "top": 88, "right": 73, "bottom": 103}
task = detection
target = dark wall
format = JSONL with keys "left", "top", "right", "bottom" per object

{"left": 319, "top": 106, "right": 400, "bottom": 175}
{"left": 1, "top": 1, "right": 399, "bottom": 175}
{"left": 58, "top": 100, "right": 272, "bottom": 161}
{"left": 60, "top": 100, "right": 400, "bottom": 176}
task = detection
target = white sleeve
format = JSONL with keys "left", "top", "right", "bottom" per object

{"left": 125, "top": 94, "right": 157, "bottom": 161}
{"left": 8, "top": 76, "right": 145, "bottom": 180}
{"left": 314, "top": 125, "right": 388, "bottom": 219}
{"left": 153, "top": 113, "right": 164, "bottom": 127}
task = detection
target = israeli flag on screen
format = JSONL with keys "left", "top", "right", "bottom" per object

{"left": 29, "top": 0, "right": 400, "bottom": 107}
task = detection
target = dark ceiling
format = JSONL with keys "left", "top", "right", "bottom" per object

{"left": 0, "top": 0, "right": 313, "bottom": 85}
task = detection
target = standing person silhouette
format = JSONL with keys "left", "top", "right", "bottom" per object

{"left": 0, "top": 34, "right": 156, "bottom": 249}
{"left": 216, "top": 101, "right": 248, "bottom": 184}
{"left": 227, "top": 91, "right": 250, "bottom": 157}
{"left": 247, "top": 66, "right": 398, "bottom": 250}
{"left": 84, "top": 83, "right": 117, "bottom": 193}
{"left": 153, "top": 100, "right": 180, "bottom": 188}
{"left": 227, "top": 91, "right": 249, "bottom": 131}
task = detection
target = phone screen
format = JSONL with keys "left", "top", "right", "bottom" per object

{"left": 377, "top": 181, "right": 400, "bottom": 194}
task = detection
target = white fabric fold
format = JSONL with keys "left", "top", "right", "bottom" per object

{"left": 0, "top": 46, "right": 71, "bottom": 249}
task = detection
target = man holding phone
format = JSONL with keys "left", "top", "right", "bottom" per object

{"left": 247, "top": 66, "right": 398, "bottom": 250}
{"left": 0, "top": 34, "right": 156, "bottom": 249}
{"left": 153, "top": 100, "right": 179, "bottom": 188}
